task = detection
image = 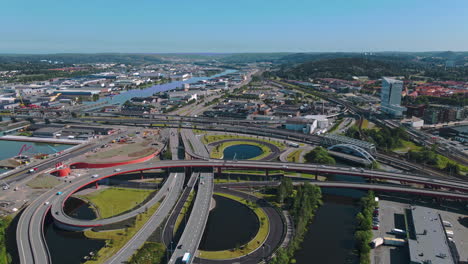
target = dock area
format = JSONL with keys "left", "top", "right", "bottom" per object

{"left": 0, "top": 135, "right": 84, "bottom": 145}
{"left": 0, "top": 158, "right": 20, "bottom": 169}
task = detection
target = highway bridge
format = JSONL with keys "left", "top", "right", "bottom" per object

{"left": 168, "top": 172, "right": 214, "bottom": 264}
{"left": 59, "top": 116, "right": 449, "bottom": 177}
{"left": 45, "top": 159, "right": 468, "bottom": 229}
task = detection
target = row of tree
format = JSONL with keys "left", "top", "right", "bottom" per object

{"left": 346, "top": 126, "right": 409, "bottom": 150}
{"left": 0, "top": 216, "right": 12, "bottom": 264}
{"left": 270, "top": 178, "right": 322, "bottom": 264}
{"left": 354, "top": 191, "right": 378, "bottom": 264}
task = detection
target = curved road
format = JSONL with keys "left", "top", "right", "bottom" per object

{"left": 17, "top": 159, "right": 468, "bottom": 264}
{"left": 194, "top": 187, "right": 284, "bottom": 264}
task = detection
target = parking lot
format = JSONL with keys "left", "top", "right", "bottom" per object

{"left": 371, "top": 199, "right": 410, "bottom": 264}
{"left": 370, "top": 197, "right": 468, "bottom": 264}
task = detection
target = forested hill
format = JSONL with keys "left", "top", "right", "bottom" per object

{"left": 275, "top": 57, "right": 420, "bottom": 80}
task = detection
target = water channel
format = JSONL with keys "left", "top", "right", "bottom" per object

{"left": 199, "top": 195, "right": 259, "bottom": 251}
{"left": 45, "top": 197, "right": 104, "bottom": 263}
{"left": 0, "top": 141, "right": 72, "bottom": 174}
{"left": 294, "top": 190, "right": 365, "bottom": 264}
{"left": 223, "top": 144, "right": 263, "bottom": 160}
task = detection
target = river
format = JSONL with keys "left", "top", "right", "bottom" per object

{"left": 294, "top": 191, "right": 365, "bottom": 264}
{"left": 85, "top": 69, "right": 237, "bottom": 107}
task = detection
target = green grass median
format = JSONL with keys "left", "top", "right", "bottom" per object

{"left": 78, "top": 187, "right": 155, "bottom": 219}
{"left": 83, "top": 201, "right": 161, "bottom": 264}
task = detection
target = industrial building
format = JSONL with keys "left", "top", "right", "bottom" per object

{"left": 408, "top": 206, "right": 456, "bottom": 264}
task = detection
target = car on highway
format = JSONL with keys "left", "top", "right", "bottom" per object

{"left": 92, "top": 174, "right": 99, "bottom": 178}
{"left": 282, "top": 165, "right": 288, "bottom": 169}
{"left": 56, "top": 192, "right": 63, "bottom": 195}
{"left": 114, "top": 168, "right": 122, "bottom": 172}
{"left": 44, "top": 202, "right": 50, "bottom": 205}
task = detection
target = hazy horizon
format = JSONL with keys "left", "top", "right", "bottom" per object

{"left": 2, "top": 0, "right": 468, "bottom": 53}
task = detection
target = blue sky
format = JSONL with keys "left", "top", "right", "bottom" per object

{"left": 1, "top": 0, "right": 467, "bottom": 53}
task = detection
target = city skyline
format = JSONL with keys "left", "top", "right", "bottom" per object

{"left": 1, "top": 0, "right": 468, "bottom": 53}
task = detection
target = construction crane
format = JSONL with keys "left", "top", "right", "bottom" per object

{"left": 50, "top": 93, "right": 61, "bottom": 102}
{"left": 16, "top": 90, "right": 26, "bottom": 107}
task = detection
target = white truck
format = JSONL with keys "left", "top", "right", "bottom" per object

{"left": 445, "top": 230, "right": 454, "bottom": 237}
{"left": 391, "top": 228, "right": 406, "bottom": 235}
{"left": 370, "top": 237, "right": 384, "bottom": 248}
{"left": 443, "top": 220, "right": 452, "bottom": 227}
{"left": 182, "top": 252, "right": 190, "bottom": 263}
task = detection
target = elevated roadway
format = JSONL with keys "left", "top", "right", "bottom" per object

{"left": 216, "top": 181, "right": 468, "bottom": 200}
{"left": 104, "top": 172, "right": 187, "bottom": 264}
{"left": 16, "top": 160, "right": 468, "bottom": 263}
{"left": 64, "top": 117, "right": 448, "bottom": 177}
{"left": 168, "top": 172, "right": 214, "bottom": 264}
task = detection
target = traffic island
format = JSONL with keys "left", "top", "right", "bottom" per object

{"left": 76, "top": 187, "right": 155, "bottom": 219}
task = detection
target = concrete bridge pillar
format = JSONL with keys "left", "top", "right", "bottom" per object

{"left": 265, "top": 169, "right": 269, "bottom": 178}
{"left": 140, "top": 170, "right": 144, "bottom": 180}
{"left": 315, "top": 170, "right": 318, "bottom": 180}
{"left": 217, "top": 167, "right": 222, "bottom": 178}
{"left": 185, "top": 167, "right": 192, "bottom": 179}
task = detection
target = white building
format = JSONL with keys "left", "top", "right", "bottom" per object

{"left": 304, "top": 115, "right": 329, "bottom": 129}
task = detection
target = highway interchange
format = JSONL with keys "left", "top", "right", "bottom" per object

{"left": 13, "top": 125, "right": 468, "bottom": 264}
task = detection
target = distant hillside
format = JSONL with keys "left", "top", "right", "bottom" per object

{"left": 0, "top": 53, "right": 166, "bottom": 65}
{"left": 276, "top": 57, "right": 422, "bottom": 80}
{"left": 218, "top": 53, "right": 292, "bottom": 63}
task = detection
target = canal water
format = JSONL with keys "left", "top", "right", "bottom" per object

{"left": 85, "top": 69, "right": 236, "bottom": 107}
{"left": 0, "top": 141, "right": 72, "bottom": 174}
{"left": 45, "top": 197, "right": 104, "bottom": 263}
{"left": 294, "top": 191, "right": 365, "bottom": 264}
{"left": 199, "top": 195, "right": 259, "bottom": 251}
{"left": 223, "top": 144, "right": 263, "bottom": 160}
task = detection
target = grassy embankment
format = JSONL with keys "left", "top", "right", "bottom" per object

{"left": 198, "top": 192, "right": 269, "bottom": 260}
{"left": 78, "top": 187, "right": 154, "bottom": 219}
{"left": 128, "top": 242, "right": 166, "bottom": 264}
{"left": 286, "top": 149, "right": 303, "bottom": 163}
{"left": 83, "top": 201, "right": 161, "bottom": 264}
{"left": 0, "top": 216, "right": 12, "bottom": 264}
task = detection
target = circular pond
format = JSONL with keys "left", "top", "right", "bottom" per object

{"left": 223, "top": 144, "right": 263, "bottom": 160}
{"left": 199, "top": 195, "right": 259, "bottom": 251}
